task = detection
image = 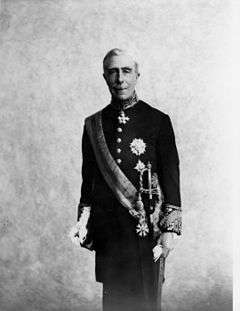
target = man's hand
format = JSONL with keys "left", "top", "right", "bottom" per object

{"left": 161, "top": 232, "right": 178, "bottom": 250}
{"left": 153, "top": 232, "right": 178, "bottom": 261}
{"left": 69, "top": 222, "right": 88, "bottom": 246}
{"left": 153, "top": 245, "right": 163, "bottom": 262}
{"left": 76, "top": 206, "right": 91, "bottom": 245}
{"left": 78, "top": 226, "right": 88, "bottom": 244}
{"left": 152, "top": 244, "right": 171, "bottom": 262}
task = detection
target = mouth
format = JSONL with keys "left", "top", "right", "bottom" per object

{"left": 114, "top": 88, "right": 127, "bottom": 92}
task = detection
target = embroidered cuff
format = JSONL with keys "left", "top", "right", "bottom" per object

{"left": 159, "top": 204, "right": 182, "bottom": 235}
{"left": 77, "top": 204, "right": 91, "bottom": 224}
{"left": 75, "top": 205, "right": 94, "bottom": 250}
{"left": 77, "top": 203, "right": 91, "bottom": 221}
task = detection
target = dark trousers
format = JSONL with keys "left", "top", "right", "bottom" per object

{"left": 91, "top": 201, "right": 165, "bottom": 311}
{"left": 103, "top": 278, "right": 146, "bottom": 311}
{"left": 102, "top": 257, "right": 165, "bottom": 311}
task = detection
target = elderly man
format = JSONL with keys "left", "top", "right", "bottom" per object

{"left": 76, "top": 48, "right": 181, "bottom": 311}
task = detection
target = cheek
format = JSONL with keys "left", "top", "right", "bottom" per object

{"left": 106, "top": 77, "right": 116, "bottom": 86}
{"left": 128, "top": 77, "right": 137, "bottom": 87}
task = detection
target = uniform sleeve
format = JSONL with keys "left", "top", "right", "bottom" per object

{"left": 156, "top": 115, "right": 182, "bottom": 235}
{"left": 77, "top": 124, "right": 96, "bottom": 221}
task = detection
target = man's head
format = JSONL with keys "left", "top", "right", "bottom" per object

{"left": 103, "top": 48, "right": 140, "bottom": 101}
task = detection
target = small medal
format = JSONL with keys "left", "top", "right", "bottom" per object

{"left": 118, "top": 111, "right": 130, "bottom": 124}
{"left": 136, "top": 222, "right": 149, "bottom": 237}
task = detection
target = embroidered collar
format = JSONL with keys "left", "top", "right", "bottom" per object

{"left": 110, "top": 92, "right": 138, "bottom": 111}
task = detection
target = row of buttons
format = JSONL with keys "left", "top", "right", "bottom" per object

{"left": 116, "top": 111, "right": 130, "bottom": 165}
{"left": 116, "top": 127, "right": 122, "bottom": 164}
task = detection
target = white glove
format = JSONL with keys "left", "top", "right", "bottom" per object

{"left": 153, "top": 245, "right": 163, "bottom": 262}
{"left": 161, "top": 232, "right": 178, "bottom": 250}
{"left": 153, "top": 232, "right": 178, "bottom": 261}
{"left": 69, "top": 206, "right": 91, "bottom": 246}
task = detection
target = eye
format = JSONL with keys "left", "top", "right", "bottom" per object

{"left": 123, "top": 68, "right": 132, "bottom": 74}
{"left": 107, "top": 69, "right": 116, "bottom": 75}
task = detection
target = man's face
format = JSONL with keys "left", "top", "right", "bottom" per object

{"left": 103, "top": 54, "right": 139, "bottom": 100}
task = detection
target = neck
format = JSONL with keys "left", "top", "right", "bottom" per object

{"left": 110, "top": 91, "right": 138, "bottom": 110}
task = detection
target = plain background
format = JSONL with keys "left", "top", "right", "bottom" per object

{"left": 0, "top": 0, "right": 237, "bottom": 310}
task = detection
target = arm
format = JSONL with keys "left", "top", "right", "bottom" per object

{"left": 76, "top": 124, "right": 96, "bottom": 250}
{"left": 77, "top": 124, "right": 96, "bottom": 220}
{"left": 157, "top": 115, "right": 182, "bottom": 234}
{"left": 153, "top": 115, "right": 182, "bottom": 260}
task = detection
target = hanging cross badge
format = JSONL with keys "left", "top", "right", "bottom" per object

{"left": 134, "top": 161, "right": 161, "bottom": 237}
{"left": 118, "top": 111, "right": 130, "bottom": 124}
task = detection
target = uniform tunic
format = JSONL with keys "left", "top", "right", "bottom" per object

{"left": 78, "top": 100, "right": 181, "bottom": 311}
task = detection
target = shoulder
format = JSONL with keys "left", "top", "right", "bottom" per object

{"left": 84, "top": 109, "right": 103, "bottom": 125}
{"left": 139, "top": 100, "right": 170, "bottom": 121}
{"left": 139, "top": 101, "right": 176, "bottom": 137}
{"left": 139, "top": 100, "right": 169, "bottom": 117}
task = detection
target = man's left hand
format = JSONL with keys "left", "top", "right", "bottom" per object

{"left": 153, "top": 245, "right": 163, "bottom": 262}
{"left": 153, "top": 232, "right": 178, "bottom": 262}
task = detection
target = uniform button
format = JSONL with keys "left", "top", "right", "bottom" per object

{"left": 116, "top": 148, "right": 121, "bottom": 153}
{"left": 117, "top": 138, "right": 122, "bottom": 143}
{"left": 116, "top": 159, "right": 122, "bottom": 164}
{"left": 117, "top": 127, "right": 122, "bottom": 133}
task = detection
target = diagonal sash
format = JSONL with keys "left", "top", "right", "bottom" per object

{"left": 85, "top": 110, "right": 139, "bottom": 217}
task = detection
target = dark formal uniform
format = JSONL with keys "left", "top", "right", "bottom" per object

{"left": 78, "top": 98, "right": 181, "bottom": 311}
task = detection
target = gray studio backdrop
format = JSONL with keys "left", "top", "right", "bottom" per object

{"left": 0, "top": 1, "right": 233, "bottom": 311}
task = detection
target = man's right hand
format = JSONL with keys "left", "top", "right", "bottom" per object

{"left": 78, "top": 226, "right": 88, "bottom": 244}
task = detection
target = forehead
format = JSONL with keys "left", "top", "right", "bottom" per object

{"left": 104, "top": 54, "right": 136, "bottom": 69}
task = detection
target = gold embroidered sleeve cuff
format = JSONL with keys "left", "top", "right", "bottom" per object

{"left": 159, "top": 204, "right": 182, "bottom": 235}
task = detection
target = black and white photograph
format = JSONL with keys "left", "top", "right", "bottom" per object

{"left": 0, "top": 1, "right": 236, "bottom": 311}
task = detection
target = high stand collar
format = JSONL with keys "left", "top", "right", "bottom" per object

{"left": 110, "top": 92, "right": 139, "bottom": 111}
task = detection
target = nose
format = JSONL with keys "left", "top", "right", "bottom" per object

{"left": 116, "top": 70, "right": 124, "bottom": 84}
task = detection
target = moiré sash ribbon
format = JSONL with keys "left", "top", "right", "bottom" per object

{"left": 85, "top": 110, "right": 139, "bottom": 218}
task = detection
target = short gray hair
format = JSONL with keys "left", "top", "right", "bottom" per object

{"left": 103, "top": 48, "right": 139, "bottom": 73}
